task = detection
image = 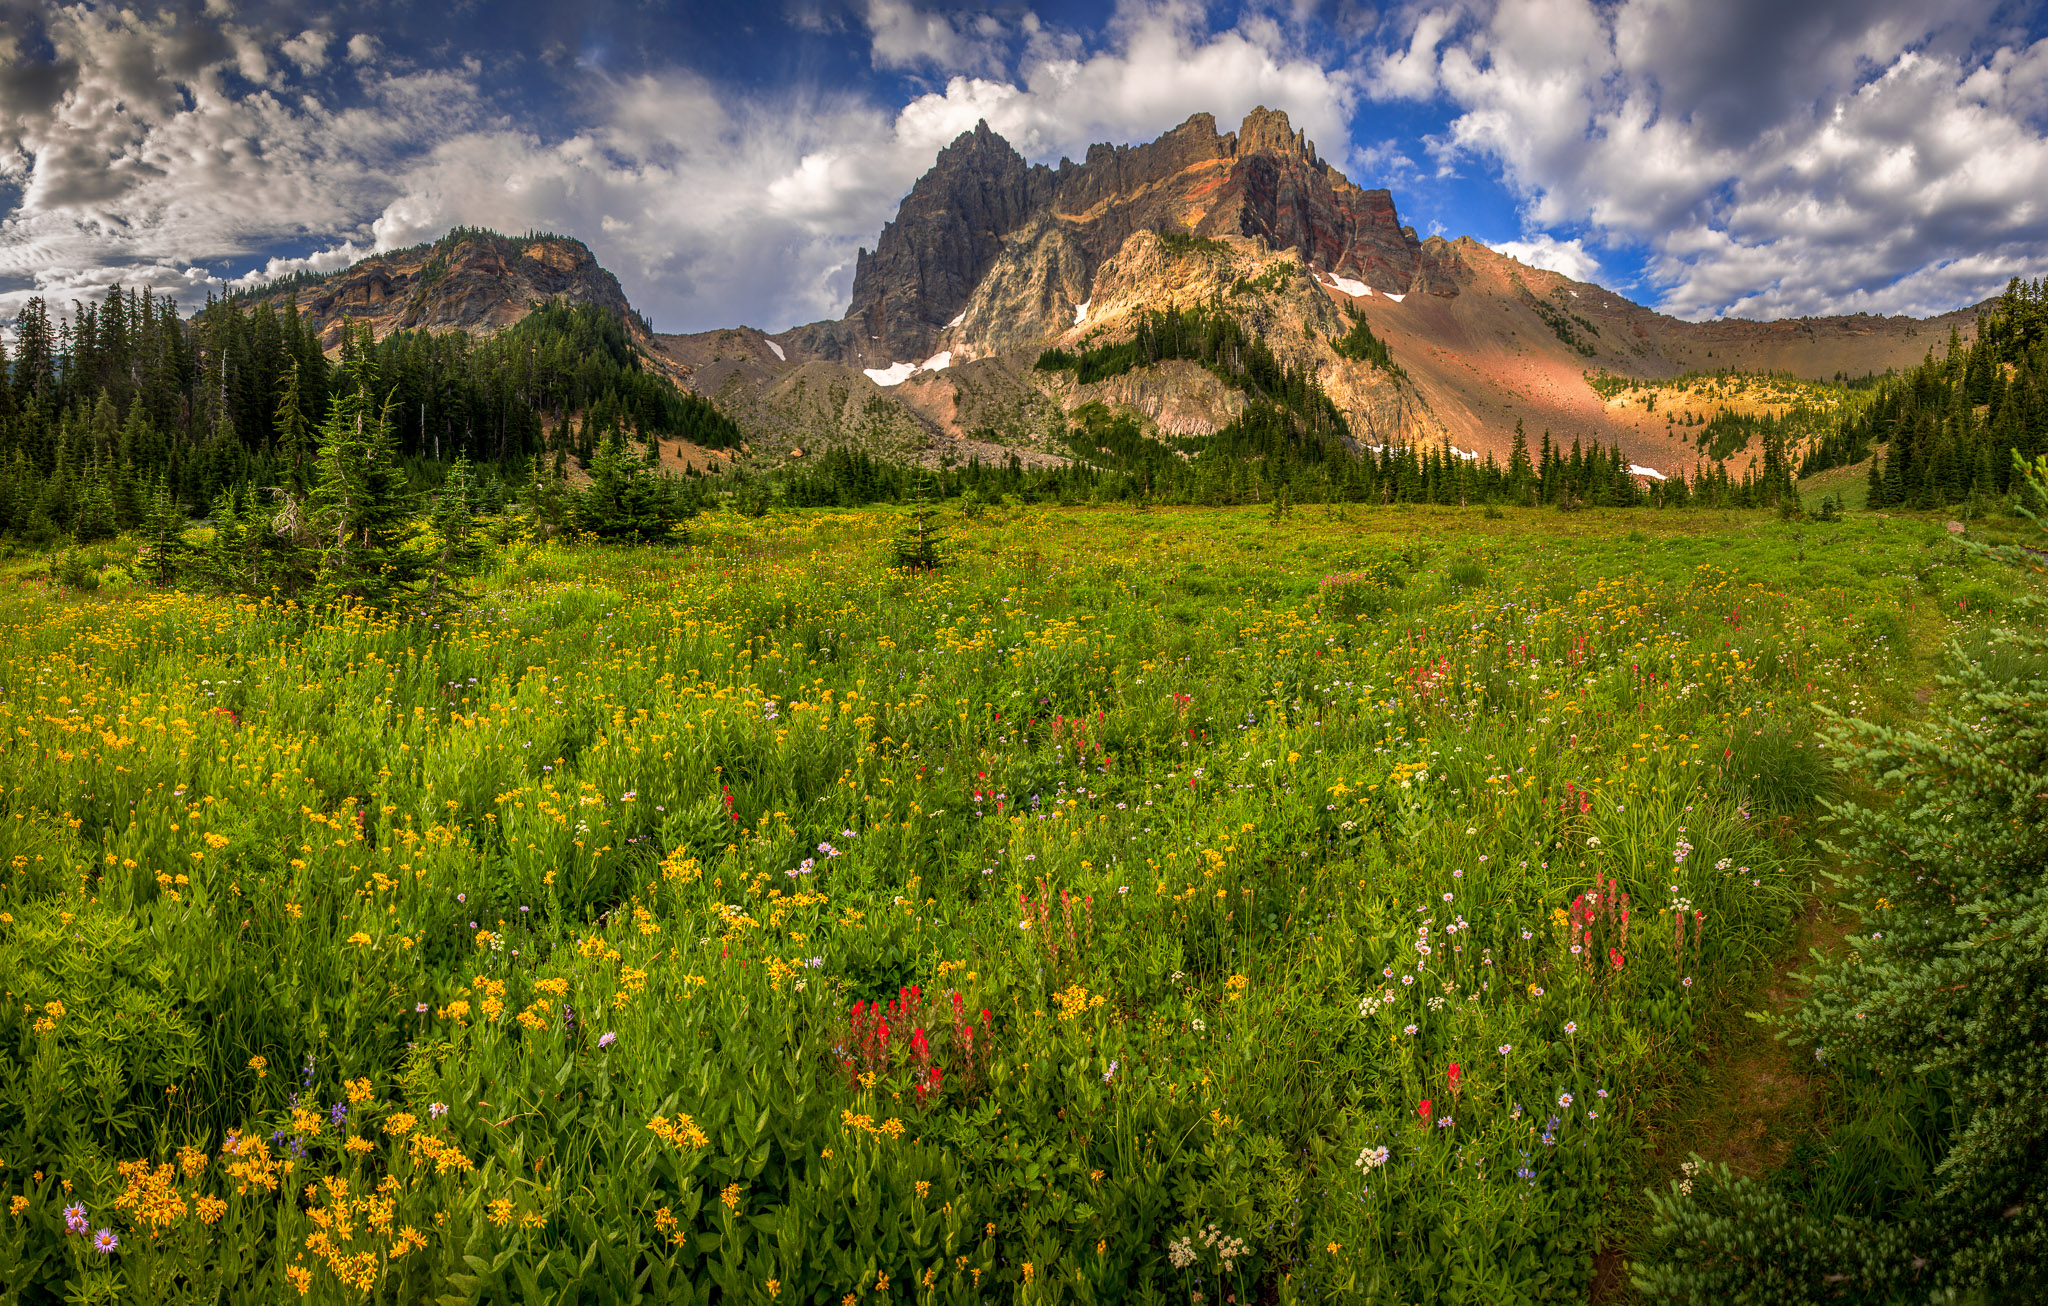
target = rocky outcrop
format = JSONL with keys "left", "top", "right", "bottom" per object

{"left": 244, "top": 231, "right": 637, "bottom": 351}
{"left": 835, "top": 107, "right": 1432, "bottom": 366}
{"left": 845, "top": 122, "right": 1056, "bottom": 364}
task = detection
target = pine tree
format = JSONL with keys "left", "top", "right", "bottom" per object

{"left": 424, "top": 456, "right": 483, "bottom": 603}
{"left": 1507, "top": 419, "right": 1533, "bottom": 503}
{"left": 1785, "top": 475, "right": 2048, "bottom": 1290}
{"left": 524, "top": 454, "right": 571, "bottom": 542}
{"left": 139, "top": 474, "right": 187, "bottom": 588}
{"left": 576, "top": 426, "right": 684, "bottom": 540}
{"left": 428, "top": 462, "right": 483, "bottom": 577}
{"left": 890, "top": 464, "right": 947, "bottom": 571}
{"left": 275, "top": 359, "right": 313, "bottom": 494}
{"left": 309, "top": 370, "right": 419, "bottom": 607}
{"left": 71, "top": 457, "right": 117, "bottom": 541}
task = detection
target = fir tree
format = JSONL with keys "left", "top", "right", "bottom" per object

{"left": 890, "top": 464, "right": 948, "bottom": 572}
{"left": 576, "top": 426, "right": 688, "bottom": 540}
{"left": 275, "top": 359, "right": 313, "bottom": 494}
{"left": 1506, "top": 419, "right": 1534, "bottom": 503}
{"left": 139, "top": 474, "right": 187, "bottom": 588}
{"left": 71, "top": 458, "right": 117, "bottom": 542}
{"left": 309, "top": 368, "right": 419, "bottom": 607}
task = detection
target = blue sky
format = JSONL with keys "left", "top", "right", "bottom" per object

{"left": 3, "top": 0, "right": 2046, "bottom": 334}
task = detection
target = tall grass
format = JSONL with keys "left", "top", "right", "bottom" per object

{"left": 0, "top": 505, "right": 2036, "bottom": 1305}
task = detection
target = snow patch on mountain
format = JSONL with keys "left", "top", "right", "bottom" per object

{"left": 1629, "top": 464, "right": 1667, "bottom": 480}
{"left": 1316, "top": 268, "right": 1371, "bottom": 297}
{"left": 765, "top": 340, "right": 785, "bottom": 361}
{"left": 864, "top": 362, "right": 917, "bottom": 387}
{"left": 1074, "top": 299, "right": 1091, "bottom": 324}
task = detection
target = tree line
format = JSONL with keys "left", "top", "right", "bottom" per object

{"left": 1797, "top": 276, "right": 2048, "bottom": 509}
{"left": 0, "top": 287, "right": 735, "bottom": 546}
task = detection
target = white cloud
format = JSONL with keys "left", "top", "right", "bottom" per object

{"left": 294, "top": 2, "right": 1366, "bottom": 334}
{"left": 281, "top": 30, "right": 330, "bottom": 75}
{"left": 1493, "top": 234, "right": 1599, "bottom": 282}
{"left": 864, "top": 0, "right": 1008, "bottom": 76}
{"left": 12, "top": 0, "right": 2033, "bottom": 342}
{"left": 0, "top": 1, "right": 1365, "bottom": 336}
{"left": 1372, "top": 0, "right": 2048, "bottom": 318}
{"left": 0, "top": 5, "right": 489, "bottom": 325}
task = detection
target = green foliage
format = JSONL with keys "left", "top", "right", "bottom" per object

{"left": 1527, "top": 293, "right": 1599, "bottom": 356}
{"left": 728, "top": 473, "right": 775, "bottom": 519}
{"left": 1152, "top": 228, "right": 1232, "bottom": 258}
{"left": 1330, "top": 304, "right": 1407, "bottom": 379}
{"left": 1820, "top": 280, "right": 2048, "bottom": 505}
{"left": 1445, "top": 559, "right": 1487, "bottom": 589}
{"left": 1796, "top": 634, "right": 2048, "bottom": 1292}
{"left": 424, "top": 455, "right": 485, "bottom": 594}
{"left": 574, "top": 427, "right": 698, "bottom": 542}
{"left": 0, "top": 251, "right": 741, "bottom": 544}
{"left": 1227, "top": 260, "right": 1296, "bottom": 297}
{"left": 308, "top": 368, "right": 422, "bottom": 606}
{"left": 0, "top": 505, "right": 2040, "bottom": 1303}
{"left": 888, "top": 465, "right": 948, "bottom": 571}
{"left": 1722, "top": 717, "right": 1830, "bottom": 813}
{"left": 1633, "top": 1158, "right": 1931, "bottom": 1304}
{"left": 1638, "top": 464, "right": 2048, "bottom": 1299}
{"left": 1318, "top": 560, "right": 1404, "bottom": 616}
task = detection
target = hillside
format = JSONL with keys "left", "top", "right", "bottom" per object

{"left": 236, "top": 228, "right": 645, "bottom": 352}
{"left": 657, "top": 108, "right": 1985, "bottom": 476}
{"left": 210, "top": 108, "right": 1995, "bottom": 481}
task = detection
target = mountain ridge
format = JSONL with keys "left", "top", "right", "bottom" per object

{"left": 663, "top": 108, "right": 1984, "bottom": 474}
{"left": 231, "top": 108, "right": 1995, "bottom": 475}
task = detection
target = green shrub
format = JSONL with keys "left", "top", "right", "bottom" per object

{"left": 1856, "top": 609, "right": 1911, "bottom": 659}
{"left": 1318, "top": 562, "right": 1403, "bottom": 617}
{"left": 1724, "top": 718, "right": 1831, "bottom": 813}
{"left": 1634, "top": 1159, "right": 1931, "bottom": 1304}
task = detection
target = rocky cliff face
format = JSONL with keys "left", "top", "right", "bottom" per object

{"left": 248, "top": 109, "right": 1985, "bottom": 477}
{"left": 835, "top": 107, "right": 1431, "bottom": 366}
{"left": 245, "top": 231, "right": 637, "bottom": 351}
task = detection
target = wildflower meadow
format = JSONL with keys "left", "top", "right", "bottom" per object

{"left": 0, "top": 503, "right": 2037, "bottom": 1304}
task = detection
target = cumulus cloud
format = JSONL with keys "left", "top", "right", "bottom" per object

{"left": 7, "top": 0, "right": 2039, "bottom": 341}
{"left": 864, "top": 0, "right": 1009, "bottom": 77}
{"left": 1372, "top": 0, "right": 2048, "bottom": 318}
{"left": 0, "top": 0, "right": 1365, "bottom": 335}
{"left": 243, "top": 1, "right": 1362, "bottom": 334}
{"left": 281, "top": 29, "right": 330, "bottom": 75}
{"left": 1493, "top": 234, "right": 1600, "bottom": 282}
{"left": 0, "top": 4, "right": 488, "bottom": 324}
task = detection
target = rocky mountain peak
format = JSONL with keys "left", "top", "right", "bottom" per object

{"left": 243, "top": 230, "right": 636, "bottom": 351}
{"left": 822, "top": 108, "right": 1434, "bottom": 366}
{"left": 1234, "top": 106, "right": 1316, "bottom": 164}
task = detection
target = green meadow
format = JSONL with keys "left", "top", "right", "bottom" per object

{"left": 1, "top": 503, "right": 2040, "bottom": 1304}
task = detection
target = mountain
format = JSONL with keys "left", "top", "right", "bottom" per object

{"left": 224, "top": 109, "right": 1990, "bottom": 479}
{"left": 237, "top": 228, "right": 644, "bottom": 351}
{"left": 657, "top": 108, "right": 1986, "bottom": 476}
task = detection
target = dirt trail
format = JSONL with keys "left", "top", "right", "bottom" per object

{"left": 1587, "top": 895, "right": 1852, "bottom": 1304}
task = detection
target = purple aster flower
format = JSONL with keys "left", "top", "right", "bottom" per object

{"left": 92, "top": 1228, "right": 118, "bottom": 1254}
{"left": 598, "top": 1032, "right": 617, "bottom": 1050}
{"left": 64, "top": 1203, "right": 88, "bottom": 1234}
